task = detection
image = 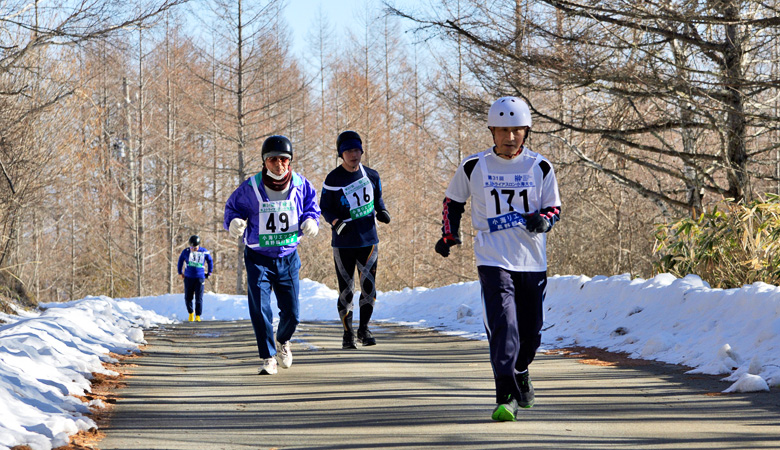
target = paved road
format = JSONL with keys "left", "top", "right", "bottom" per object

{"left": 98, "top": 320, "right": 780, "bottom": 450}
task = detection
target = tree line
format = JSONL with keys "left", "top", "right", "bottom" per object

{"left": 2, "top": 0, "right": 779, "bottom": 307}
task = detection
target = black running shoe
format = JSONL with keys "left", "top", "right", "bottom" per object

{"left": 342, "top": 331, "right": 357, "bottom": 349}
{"left": 518, "top": 371, "right": 535, "bottom": 408}
{"left": 357, "top": 327, "right": 376, "bottom": 346}
{"left": 491, "top": 395, "right": 519, "bottom": 421}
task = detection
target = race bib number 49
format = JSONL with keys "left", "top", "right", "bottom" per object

{"left": 258, "top": 200, "right": 299, "bottom": 247}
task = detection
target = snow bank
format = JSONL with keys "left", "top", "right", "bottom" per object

{"left": 2, "top": 273, "right": 779, "bottom": 450}
{"left": 544, "top": 274, "right": 780, "bottom": 388}
{"left": 0, "top": 297, "right": 171, "bottom": 450}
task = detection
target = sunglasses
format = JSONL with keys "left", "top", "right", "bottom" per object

{"left": 266, "top": 156, "right": 290, "bottom": 163}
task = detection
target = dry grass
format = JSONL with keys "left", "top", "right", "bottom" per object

{"left": 39, "top": 349, "right": 144, "bottom": 450}
{"left": 545, "top": 346, "right": 655, "bottom": 367}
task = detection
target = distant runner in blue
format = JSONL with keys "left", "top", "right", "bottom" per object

{"left": 320, "top": 131, "right": 390, "bottom": 350}
{"left": 177, "top": 235, "right": 213, "bottom": 322}
{"left": 436, "top": 97, "right": 561, "bottom": 422}
{"left": 224, "top": 135, "right": 321, "bottom": 376}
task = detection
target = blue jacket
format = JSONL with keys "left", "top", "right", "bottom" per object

{"left": 320, "top": 164, "right": 386, "bottom": 248}
{"left": 177, "top": 247, "right": 213, "bottom": 279}
{"left": 224, "top": 171, "right": 321, "bottom": 258}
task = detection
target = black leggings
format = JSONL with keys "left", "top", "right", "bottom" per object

{"left": 333, "top": 245, "right": 378, "bottom": 319}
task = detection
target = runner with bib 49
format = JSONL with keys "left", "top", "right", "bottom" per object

{"left": 224, "top": 135, "right": 321, "bottom": 376}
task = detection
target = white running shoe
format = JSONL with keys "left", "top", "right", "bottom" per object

{"left": 276, "top": 341, "right": 293, "bottom": 369}
{"left": 258, "top": 357, "right": 277, "bottom": 375}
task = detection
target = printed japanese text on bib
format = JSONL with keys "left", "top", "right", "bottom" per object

{"left": 257, "top": 199, "right": 299, "bottom": 247}
{"left": 343, "top": 165, "right": 374, "bottom": 220}
{"left": 187, "top": 251, "right": 206, "bottom": 268}
{"left": 479, "top": 152, "right": 538, "bottom": 233}
{"left": 249, "top": 174, "right": 300, "bottom": 248}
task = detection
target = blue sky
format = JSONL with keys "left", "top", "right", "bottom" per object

{"left": 283, "top": 0, "right": 416, "bottom": 57}
{"left": 284, "top": 0, "right": 366, "bottom": 55}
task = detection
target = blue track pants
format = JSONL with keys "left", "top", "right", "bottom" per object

{"left": 183, "top": 277, "right": 204, "bottom": 316}
{"left": 478, "top": 266, "right": 546, "bottom": 402}
{"left": 244, "top": 248, "right": 301, "bottom": 360}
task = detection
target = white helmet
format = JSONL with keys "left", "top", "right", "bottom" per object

{"left": 487, "top": 96, "right": 532, "bottom": 128}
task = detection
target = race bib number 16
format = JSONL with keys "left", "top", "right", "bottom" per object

{"left": 344, "top": 177, "right": 374, "bottom": 220}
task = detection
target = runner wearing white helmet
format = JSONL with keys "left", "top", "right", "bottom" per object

{"left": 435, "top": 96, "right": 561, "bottom": 421}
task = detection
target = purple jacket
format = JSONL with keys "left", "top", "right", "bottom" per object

{"left": 224, "top": 171, "right": 321, "bottom": 258}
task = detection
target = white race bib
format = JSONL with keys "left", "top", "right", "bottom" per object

{"left": 187, "top": 251, "right": 206, "bottom": 268}
{"left": 250, "top": 175, "right": 299, "bottom": 247}
{"left": 479, "top": 152, "right": 541, "bottom": 233}
{"left": 342, "top": 165, "right": 374, "bottom": 220}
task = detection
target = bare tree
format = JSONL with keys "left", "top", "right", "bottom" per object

{"left": 188, "top": 0, "right": 303, "bottom": 294}
{"left": 0, "top": 0, "right": 186, "bottom": 305}
{"left": 388, "top": 0, "right": 780, "bottom": 212}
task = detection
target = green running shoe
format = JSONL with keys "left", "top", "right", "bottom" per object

{"left": 491, "top": 395, "right": 519, "bottom": 422}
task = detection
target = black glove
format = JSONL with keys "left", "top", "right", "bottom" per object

{"left": 376, "top": 209, "right": 391, "bottom": 224}
{"left": 332, "top": 219, "right": 349, "bottom": 235}
{"left": 435, "top": 235, "right": 461, "bottom": 257}
{"left": 205, "top": 273, "right": 210, "bottom": 279}
{"left": 524, "top": 211, "right": 551, "bottom": 233}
